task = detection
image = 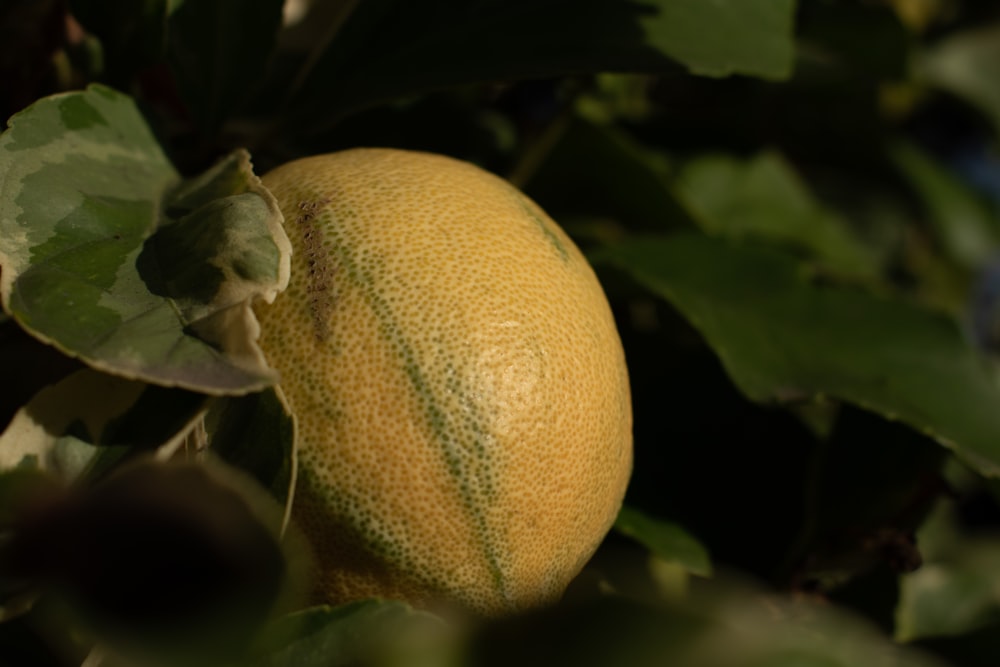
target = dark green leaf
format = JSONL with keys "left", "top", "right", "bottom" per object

{"left": 796, "top": 2, "right": 911, "bottom": 83}
{"left": 0, "top": 468, "right": 60, "bottom": 527}
{"left": 252, "top": 600, "right": 453, "bottom": 667}
{"left": 679, "top": 593, "right": 946, "bottom": 667}
{"left": 471, "top": 590, "right": 944, "bottom": 667}
{"left": 675, "top": 151, "right": 879, "bottom": 279}
{"left": 614, "top": 505, "right": 712, "bottom": 577}
{"left": 525, "top": 115, "right": 694, "bottom": 235}
{"left": 597, "top": 234, "right": 1000, "bottom": 478}
{"left": 0, "top": 87, "right": 290, "bottom": 394}
{"left": 470, "top": 596, "right": 708, "bottom": 667}
{"left": 888, "top": 140, "right": 1000, "bottom": 269}
{"left": 205, "top": 387, "right": 296, "bottom": 529}
{"left": 167, "top": 0, "right": 285, "bottom": 131}
{"left": 287, "top": 0, "right": 795, "bottom": 131}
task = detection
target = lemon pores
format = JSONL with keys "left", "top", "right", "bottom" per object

{"left": 253, "top": 148, "right": 632, "bottom": 615}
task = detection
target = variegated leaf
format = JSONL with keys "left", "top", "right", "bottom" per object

{"left": 0, "top": 85, "right": 290, "bottom": 394}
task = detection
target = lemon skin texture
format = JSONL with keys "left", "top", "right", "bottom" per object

{"left": 253, "top": 148, "right": 632, "bottom": 616}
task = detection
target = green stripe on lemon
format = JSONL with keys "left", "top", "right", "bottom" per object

{"left": 254, "top": 149, "right": 632, "bottom": 615}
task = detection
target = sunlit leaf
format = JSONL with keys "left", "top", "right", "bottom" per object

{"left": 597, "top": 234, "right": 1000, "bottom": 478}
{"left": 0, "top": 86, "right": 290, "bottom": 394}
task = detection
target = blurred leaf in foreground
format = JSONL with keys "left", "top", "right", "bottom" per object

{"left": 0, "top": 86, "right": 290, "bottom": 394}
{"left": 251, "top": 600, "right": 454, "bottom": 667}
{"left": 471, "top": 585, "right": 943, "bottom": 667}
{"left": 597, "top": 234, "right": 1000, "bottom": 478}
{"left": 897, "top": 496, "right": 1000, "bottom": 643}
{"left": 4, "top": 458, "right": 302, "bottom": 665}
{"left": 680, "top": 591, "right": 946, "bottom": 667}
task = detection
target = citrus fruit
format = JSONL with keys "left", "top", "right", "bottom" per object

{"left": 253, "top": 148, "right": 632, "bottom": 615}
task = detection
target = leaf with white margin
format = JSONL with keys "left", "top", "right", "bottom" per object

{"left": 0, "top": 85, "right": 290, "bottom": 394}
{"left": 0, "top": 368, "right": 207, "bottom": 482}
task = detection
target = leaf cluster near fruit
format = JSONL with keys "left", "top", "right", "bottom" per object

{"left": 2, "top": 1, "right": 1000, "bottom": 665}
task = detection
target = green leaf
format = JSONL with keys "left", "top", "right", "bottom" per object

{"left": 597, "top": 234, "right": 1000, "bottom": 478}
{"left": 69, "top": 0, "right": 169, "bottom": 84}
{"left": 921, "top": 23, "right": 1000, "bottom": 136}
{"left": 614, "top": 505, "right": 712, "bottom": 577}
{"left": 0, "top": 86, "right": 290, "bottom": 394}
{"left": 205, "top": 387, "right": 296, "bottom": 532}
{"left": 0, "top": 369, "right": 206, "bottom": 482}
{"left": 796, "top": 2, "right": 910, "bottom": 83}
{"left": 138, "top": 149, "right": 291, "bottom": 391}
{"left": 252, "top": 601, "right": 453, "bottom": 667}
{"left": 675, "top": 151, "right": 879, "bottom": 280}
{"left": 287, "top": 0, "right": 795, "bottom": 130}
{"left": 470, "top": 589, "right": 944, "bottom": 667}
{"left": 681, "top": 593, "right": 947, "bottom": 667}
{"left": 167, "top": 0, "right": 285, "bottom": 131}
{"left": 888, "top": 140, "right": 1000, "bottom": 269}
{"left": 897, "top": 500, "right": 1000, "bottom": 642}
{"left": 525, "top": 115, "right": 694, "bottom": 235}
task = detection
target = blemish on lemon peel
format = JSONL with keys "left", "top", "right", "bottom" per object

{"left": 295, "top": 198, "right": 335, "bottom": 342}
{"left": 253, "top": 148, "right": 632, "bottom": 616}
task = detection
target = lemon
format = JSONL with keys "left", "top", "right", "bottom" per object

{"left": 253, "top": 148, "right": 632, "bottom": 615}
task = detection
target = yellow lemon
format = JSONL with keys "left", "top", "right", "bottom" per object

{"left": 253, "top": 148, "right": 632, "bottom": 615}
